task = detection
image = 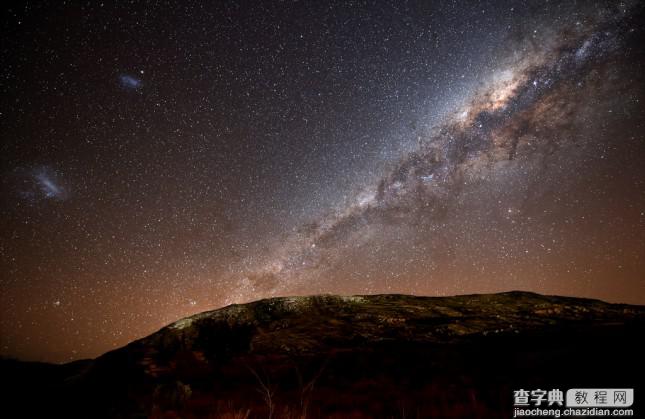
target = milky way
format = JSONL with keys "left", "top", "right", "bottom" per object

{"left": 1, "top": 1, "right": 644, "bottom": 362}
{"left": 228, "top": 3, "right": 645, "bottom": 304}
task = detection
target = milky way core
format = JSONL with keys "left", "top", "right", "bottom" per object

{"left": 1, "top": 1, "right": 644, "bottom": 362}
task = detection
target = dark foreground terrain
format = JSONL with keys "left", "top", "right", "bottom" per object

{"left": 2, "top": 291, "right": 644, "bottom": 418}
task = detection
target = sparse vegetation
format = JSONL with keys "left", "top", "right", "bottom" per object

{"left": 1, "top": 292, "right": 644, "bottom": 418}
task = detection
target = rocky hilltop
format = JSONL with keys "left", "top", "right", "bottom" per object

{"left": 2, "top": 291, "right": 644, "bottom": 418}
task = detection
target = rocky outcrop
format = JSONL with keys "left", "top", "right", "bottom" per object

{"left": 2, "top": 291, "right": 644, "bottom": 418}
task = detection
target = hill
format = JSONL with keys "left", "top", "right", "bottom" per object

{"left": 2, "top": 291, "right": 644, "bottom": 418}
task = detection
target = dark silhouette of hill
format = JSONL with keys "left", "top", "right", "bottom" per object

{"left": 2, "top": 291, "right": 644, "bottom": 418}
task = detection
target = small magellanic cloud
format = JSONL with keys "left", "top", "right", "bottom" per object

{"left": 119, "top": 74, "right": 142, "bottom": 90}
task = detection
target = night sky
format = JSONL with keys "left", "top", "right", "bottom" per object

{"left": 2, "top": 1, "right": 644, "bottom": 363}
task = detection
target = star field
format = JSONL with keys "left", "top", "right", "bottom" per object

{"left": 1, "top": 1, "right": 644, "bottom": 362}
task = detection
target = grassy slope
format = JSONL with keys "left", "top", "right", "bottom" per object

{"left": 2, "top": 291, "right": 644, "bottom": 418}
